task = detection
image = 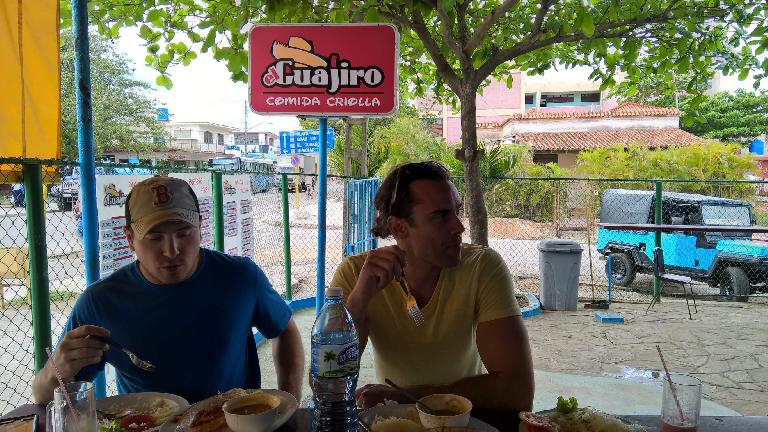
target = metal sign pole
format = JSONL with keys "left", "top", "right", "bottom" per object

{"left": 72, "top": 0, "right": 106, "bottom": 399}
{"left": 316, "top": 118, "right": 328, "bottom": 316}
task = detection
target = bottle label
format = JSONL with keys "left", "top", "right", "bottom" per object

{"left": 313, "top": 341, "right": 359, "bottom": 378}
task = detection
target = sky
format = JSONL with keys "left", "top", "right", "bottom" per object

{"left": 116, "top": 30, "right": 301, "bottom": 134}
{"left": 115, "top": 29, "right": 765, "bottom": 133}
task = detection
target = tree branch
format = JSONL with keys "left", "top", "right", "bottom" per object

{"left": 456, "top": 0, "right": 470, "bottom": 49}
{"left": 474, "top": 7, "right": 726, "bottom": 85}
{"left": 379, "top": 8, "right": 463, "bottom": 94}
{"left": 532, "top": 0, "right": 557, "bottom": 36}
{"left": 424, "top": 0, "right": 472, "bottom": 69}
{"left": 465, "top": 0, "right": 521, "bottom": 53}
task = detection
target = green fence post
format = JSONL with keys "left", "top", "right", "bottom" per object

{"left": 24, "top": 162, "right": 52, "bottom": 373}
{"left": 212, "top": 171, "right": 224, "bottom": 252}
{"left": 654, "top": 180, "right": 663, "bottom": 302}
{"left": 281, "top": 174, "right": 292, "bottom": 300}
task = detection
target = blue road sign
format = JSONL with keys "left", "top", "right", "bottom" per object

{"left": 279, "top": 128, "right": 335, "bottom": 154}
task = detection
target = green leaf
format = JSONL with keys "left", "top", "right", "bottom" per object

{"left": 364, "top": 8, "right": 380, "bottom": 22}
{"left": 146, "top": 9, "right": 163, "bottom": 27}
{"left": 201, "top": 29, "right": 216, "bottom": 53}
{"left": 738, "top": 69, "right": 749, "bottom": 80}
{"left": 139, "top": 24, "right": 153, "bottom": 39}
{"left": 581, "top": 13, "right": 595, "bottom": 37}
{"left": 155, "top": 74, "right": 173, "bottom": 89}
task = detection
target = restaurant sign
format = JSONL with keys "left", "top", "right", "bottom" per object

{"left": 249, "top": 24, "right": 399, "bottom": 117}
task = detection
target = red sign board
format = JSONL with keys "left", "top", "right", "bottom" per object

{"left": 249, "top": 24, "right": 399, "bottom": 117}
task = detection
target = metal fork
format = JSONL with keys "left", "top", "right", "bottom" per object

{"left": 88, "top": 334, "right": 156, "bottom": 372}
{"left": 400, "top": 273, "right": 424, "bottom": 326}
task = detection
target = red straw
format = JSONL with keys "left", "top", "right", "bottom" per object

{"left": 656, "top": 345, "right": 686, "bottom": 423}
{"left": 45, "top": 348, "right": 81, "bottom": 424}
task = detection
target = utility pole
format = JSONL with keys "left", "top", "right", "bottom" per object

{"left": 243, "top": 100, "right": 249, "bottom": 154}
{"left": 344, "top": 118, "right": 369, "bottom": 176}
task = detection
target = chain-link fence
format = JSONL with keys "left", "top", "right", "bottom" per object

{"left": 459, "top": 176, "right": 768, "bottom": 304}
{"left": 0, "top": 161, "right": 351, "bottom": 413}
{"left": 4, "top": 161, "right": 768, "bottom": 414}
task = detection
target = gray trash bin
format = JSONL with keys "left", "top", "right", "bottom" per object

{"left": 537, "top": 238, "right": 583, "bottom": 311}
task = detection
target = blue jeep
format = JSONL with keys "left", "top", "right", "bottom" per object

{"left": 597, "top": 189, "right": 766, "bottom": 301}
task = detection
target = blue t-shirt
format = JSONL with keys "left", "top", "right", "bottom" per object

{"left": 61, "top": 248, "right": 291, "bottom": 403}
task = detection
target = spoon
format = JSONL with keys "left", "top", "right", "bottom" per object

{"left": 384, "top": 378, "right": 439, "bottom": 415}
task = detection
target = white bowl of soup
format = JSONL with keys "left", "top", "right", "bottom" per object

{"left": 222, "top": 391, "right": 280, "bottom": 432}
{"left": 416, "top": 394, "right": 472, "bottom": 428}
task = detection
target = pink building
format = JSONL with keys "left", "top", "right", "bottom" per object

{"left": 424, "top": 71, "right": 617, "bottom": 143}
{"left": 418, "top": 71, "right": 700, "bottom": 169}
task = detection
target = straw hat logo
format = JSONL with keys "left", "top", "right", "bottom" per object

{"left": 271, "top": 36, "right": 328, "bottom": 68}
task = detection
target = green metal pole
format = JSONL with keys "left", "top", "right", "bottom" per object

{"left": 212, "top": 171, "right": 224, "bottom": 252}
{"left": 281, "top": 174, "right": 292, "bottom": 300}
{"left": 24, "top": 162, "right": 52, "bottom": 373}
{"left": 654, "top": 180, "right": 663, "bottom": 302}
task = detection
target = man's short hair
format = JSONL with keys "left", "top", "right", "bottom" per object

{"left": 125, "top": 176, "right": 201, "bottom": 238}
{"left": 372, "top": 161, "right": 450, "bottom": 238}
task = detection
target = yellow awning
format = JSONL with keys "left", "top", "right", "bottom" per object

{"left": 0, "top": 0, "right": 61, "bottom": 161}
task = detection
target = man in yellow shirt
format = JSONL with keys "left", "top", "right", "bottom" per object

{"left": 330, "top": 161, "right": 534, "bottom": 413}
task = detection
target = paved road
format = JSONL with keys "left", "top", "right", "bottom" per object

{"left": 0, "top": 207, "right": 82, "bottom": 257}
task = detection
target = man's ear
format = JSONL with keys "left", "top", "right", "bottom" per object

{"left": 387, "top": 215, "right": 409, "bottom": 239}
{"left": 124, "top": 226, "right": 136, "bottom": 251}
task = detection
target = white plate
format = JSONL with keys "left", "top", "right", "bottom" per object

{"left": 96, "top": 392, "right": 189, "bottom": 423}
{"left": 361, "top": 403, "right": 499, "bottom": 431}
{"left": 159, "top": 389, "right": 298, "bottom": 432}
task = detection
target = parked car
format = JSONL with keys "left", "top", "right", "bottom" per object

{"left": 597, "top": 188, "right": 767, "bottom": 301}
{"left": 49, "top": 165, "right": 151, "bottom": 211}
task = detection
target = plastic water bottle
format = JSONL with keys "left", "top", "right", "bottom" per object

{"left": 311, "top": 287, "right": 360, "bottom": 431}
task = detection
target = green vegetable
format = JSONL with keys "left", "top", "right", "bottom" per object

{"left": 99, "top": 419, "right": 123, "bottom": 432}
{"left": 556, "top": 396, "right": 579, "bottom": 414}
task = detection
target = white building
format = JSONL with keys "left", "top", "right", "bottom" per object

{"left": 166, "top": 121, "right": 238, "bottom": 154}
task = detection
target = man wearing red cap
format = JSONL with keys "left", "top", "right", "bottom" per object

{"left": 32, "top": 176, "right": 304, "bottom": 404}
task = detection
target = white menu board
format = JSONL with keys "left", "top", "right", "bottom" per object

{"left": 96, "top": 175, "right": 151, "bottom": 277}
{"left": 221, "top": 174, "right": 253, "bottom": 258}
{"left": 169, "top": 172, "right": 214, "bottom": 249}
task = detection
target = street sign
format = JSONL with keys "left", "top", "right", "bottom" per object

{"left": 290, "top": 155, "right": 300, "bottom": 167}
{"left": 249, "top": 24, "right": 399, "bottom": 116}
{"left": 279, "top": 128, "right": 335, "bottom": 155}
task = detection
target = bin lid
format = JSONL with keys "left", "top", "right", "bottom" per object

{"left": 537, "top": 238, "right": 584, "bottom": 253}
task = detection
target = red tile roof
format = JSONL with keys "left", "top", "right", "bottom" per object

{"left": 511, "top": 129, "right": 702, "bottom": 151}
{"left": 506, "top": 101, "right": 680, "bottom": 121}
{"left": 609, "top": 101, "right": 680, "bottom": 117}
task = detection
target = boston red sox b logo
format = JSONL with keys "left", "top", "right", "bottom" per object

{"left": 151, "top": 184, "right": 172, "bottom": 206}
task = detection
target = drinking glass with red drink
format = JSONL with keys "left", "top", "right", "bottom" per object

{"left": 660, "top": 373, "right": 701, "bottom": 432}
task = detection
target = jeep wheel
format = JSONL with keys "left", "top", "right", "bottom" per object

{"left": 606, "top": 253, "right": 636, "bottom": 287}
{"left": 720, "top": 266, "right": 750, "bottom": 302}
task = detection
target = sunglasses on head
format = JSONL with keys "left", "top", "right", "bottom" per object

{"left": 387, "top": 161, "right": 448, "bottom": 217}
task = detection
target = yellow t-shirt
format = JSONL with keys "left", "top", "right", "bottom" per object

{"left": 330, "top": 244, "right": 521, "bottom": 387}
